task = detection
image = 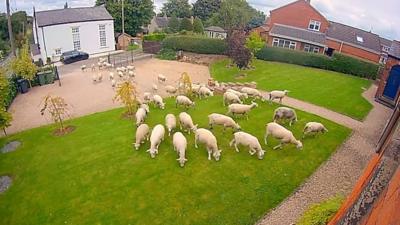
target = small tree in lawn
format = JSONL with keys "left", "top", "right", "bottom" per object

{"left": 113, "top": 81, "right": 138, "bottom": 117}
{"left": 245, "top": 31, "right": 265, "bottom": 56}
{"left": 179, "top": 18, "right": 193, "bottom": 31}
{"left": 40, "top": 95, "right": 71, "bottom": 133}
{"left": 11, "top": 43, "right": 37, "bottom": 87}
{"left": 178, "top": 72, "right": 193, "bottom": 97}
{"left": 193, "top": 18, "right": 204, "bottom": 34}
{"left": 227, "top": 29, "right": 252, "bottom": 69}
{"left": 0, "top": 107, "right": 12, "bottom": 136}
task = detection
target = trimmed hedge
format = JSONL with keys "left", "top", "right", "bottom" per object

{"left": 143, "top": 33, "right": 167, "bottom": 41}
{"left": 162, "top": 35, "right": 227, "bottom": 54}
{"left": 297, "top": 196, "right": 344, "bottom": 225}
{"left": 255, "top": 47, "right": 380, "bottom": 79}
{"left": 4, "top": 76, "right": 18, "bottom": 109}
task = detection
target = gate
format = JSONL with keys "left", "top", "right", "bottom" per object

{"left": 383, "top": 65, "right": 400, "bottom": 100}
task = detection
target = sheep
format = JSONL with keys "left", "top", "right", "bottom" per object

{"left": 176, "top": 95, "right": 195, "bottom": 109}
{"left": 208, "top": 113, "right": 241, "bottom": 132}
{"left": 140, "top": 103, "right": 150, "bottom": 114}
{"left": 264, "top": 122, "right": 303, "bottom": 150}
{"left": 229, "top": 131, "right": 265, "bottom": 159}
{"left": 165, "top": 85, "right": 177, "bottom": 95}
{"left": 147, "top": 124, "right": 165, "bottom": 158}
{"left": 165, "top": 114, "right": 177, "bottom": 136}
{"left": 191, "top": 84, "right": 201, "bottom": 94}
{"left": 173, "top": 132, "right": 188, "bottom": 167}
{"left": 127, "top": 65, "right": 135, "bottom": 71}
{"left": 128, "top": 70, "right": 135, "bottom": 77}
{"left": 109, "top": 72, "right": 114, "bottom": 80}
{"left": 143, "top": 92, "right": 152, "bottom": 103}
{"left": 241, "top": 87, "right": 264, "bottom": 100}
{"left": 152, "top": 94, "right": 165, "bottom": 109}
{"left": 111, "top": 79, "right": 116, "bottom": 87}
{"left": 223, "top": 92, "right": 242, "bottom": 106}
{"left": 152, "top": 84, "right": 158, "bottom": 93}
{"left": 81, "top": 65, "right": 87, "bottom": 72}
{"left": 116, "top": 67, "right": 123, "bottom": 73}
{"left": 135, "top": 108, "right": 147, "bottom": 127}
{"left": 92, "top": 74, "right": 98, "bottom": 83}
{"left": 178, "top": 112, "right": 198, "bottom": 134}
{"left": 269, "top": 90, "right": 289, "bottom": 104}
{"left": 158, "top": 74, "right": 167, "bottom": 83}
{"left": 194, "top": 128, "right": 221, "bottom": 161}
{"left": 97, "top": 62, "right": 103, "bottom": 70}
{"left": 198, "top": 86, "right": 213, "bottom": 99}
{"left": 118, "top": 71, "right": 124, "bottom": 78}
{"left": 120, "top": 66, "right": 127, "bottom": 72}
{"left": 92, "top": 73, "right": 102, "bottom": 83}
{"left": 226, "top": 89, "right": 248, "bottom": 100}
{"left": 91, "top": 64, "right": 96, "bottom": 71}
{"left": 273, "top": 107, "right": 297, "bottom": 126}
{"left": 134, "top": 123, "right": 150, "bottom": 150}
{"left": 98, "top": 73, "right": 103, "bottom": 81}
{"left": 303, "top": 122, "right": 328, "bottom": 138}
{"left": 227, "top": 102, "right": 258, "bottom": 119}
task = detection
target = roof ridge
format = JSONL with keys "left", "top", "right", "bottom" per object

{"left": 36, "top": 5, "right": 103, "bottom": 14}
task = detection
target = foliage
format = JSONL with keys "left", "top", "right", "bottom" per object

{"left": 127, "top": 43, "right": 140, "bottom": 51}
{"left": 255, "top": 47, "right": 380, "bottom": 79}
{"left": 245, "top": 31, "right": 265, "bottom": 55}
{"left": 161, "top": 0, "right": 192, "bottom": 18}
{"left": 192, "top": 0, "right": 221, "bottom": 21}
{"left": 193, "top": 18, "right": 204, "bottom": 33}
{"left": 143, "top": 33, "right": 167, "bottom": 41}
{"left": 246, "top": 11, "right": 266, "bottom": 30}
{"left": 96, "top": 0, "right": 154, "bottom": 36}
{"left": 179, "top": 18, "right": 193, "bottom": 31}
{"left": 113, "top": 81, "right": 138, "bottom": 116}
{"left": 10, "top": 43, "right": 37, "bottom": 87}
{"left": 167, "top": 15, "right": 180, "bottom": 33}
{"left": 177, "top": 72, "right": 193, "bottom": 96}
{"left": 2, "top": 76, "right": 18, "bottom": 109}
{"left": 297, "top": 196, "right": 344, "bottom": 225}
{"left": 0, "top": 107, "right": 12, "bottom": 135}
{"left": 0, "top": 68, "right": 9, "bottom": 108}
{"left": 211, "top": 59, "right": 373, "bottom": 120}
{"left": 227, "top": 30, "right": 251, "bottom": 69}
{"left": 156, "top": 48, "right": 177, "bottom": 60}
{"left": 40, "top": 95, "right": 71, "bottom": 132}
{"left": 162, "top": 35, "right": 227, "bottom": 54}
{"left": 0, "top": 11, "right": 28, "bottom": 53}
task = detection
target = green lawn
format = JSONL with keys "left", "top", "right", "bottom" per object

{"left": 0, "top": 97, "right": 350, "bottom": 225}
{"left": 210, "top": 59, "right": 373, "bottom": 120}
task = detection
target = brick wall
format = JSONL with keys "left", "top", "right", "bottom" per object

{"left": 327, "top": 39, "right": 381, "bottom": 63}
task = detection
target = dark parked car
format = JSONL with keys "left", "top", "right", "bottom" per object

{"left": 60, "top": 50, "right": 89, "bottom": 64}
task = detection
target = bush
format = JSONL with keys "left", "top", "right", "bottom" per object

{"left": 167, "top": 15, "right": 180, "bottom": 33}
{"left": 193, "top": 18, "right": 204, "bottom": 34}
{"left": 297, "top": 196, "right": 344, "bottom": 225}
{"left": 162, "top": 35, "right": 227, "bottom": 54}
{"left": 179, "top": 18, "right": 193, "bottom": 31}
{"left": 127, "top": 44, "right": 140, "bottom": 51}
{"left": 143, "top": 33, "right": 167, "bottom": 41}
{"left": 255, "top": 47, "right": 380, "bottom": 79}
{"left": 4, "top": 76, "right": 18, "bottom": 109}
{"left": 156, "top": 48, "right": 177, "bottom": 60}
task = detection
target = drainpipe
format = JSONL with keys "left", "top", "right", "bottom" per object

{"left": 339, "top": 41, "right": 343, "bottom": 53}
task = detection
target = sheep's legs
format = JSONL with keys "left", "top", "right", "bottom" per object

{"left": 264, "top": 133, "right": 269, "bottom": 145}
{"left": 249, "top": 148, "right": 256, "bottom": 155}
{"left": 273, "top": 143, "right": 283, "bottom": 150}
{"left": 207, "top": 150, "right": 212, "bottom": 160}
{"left": 194, "top": 136, "right": 198, "bottom": 149}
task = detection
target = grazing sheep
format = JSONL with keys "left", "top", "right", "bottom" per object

{"left": 230, "top": 131, "right": 265, "bottom": 159}
{"left": 91, "top": 64, "right": 96, "bottom": 71}
{"left": 165, "top": 114, "right": 177, "bottom": 136}
{"left": 134, "top": 124, "right": 150, "bottom": 150}
{"left": 165, "top": 85, "right": 177, "bottom": 95}
{"left": 241, "top": 87, "right": 263, "bottom": 100}
{"left": 198, "top": 86, "right": 213, "bottom": 99}
{"left": 111, "top": 79, "right": 116, "bottom": 87}
{"left": 97, "top": 62, "right": 103, "bottom": 70}
{"left": 92, "top": 74, "right": 98, "bottom": 83}
{"left": 173, "top": 132, "right": 188, "bottom": 167}
{"left": 135, "top": 108, "right": 147, "bottom": 127}
{"left": 152, "top": 95, "right": 165, "bottom": 109}
{"left": 158, "top": 74, "right": 167, "bottom": 83}
{"left": 116, "top": 67, "right": 123, "bottom": 73}
{"left": 178, "top": 112, "right": 198, "bottom": 134}
{"left": 109, "top": 72, "right": 114, "bottom": 80}
{"left": 194, "top": 128, "right": 221, "bottom": 161}
{"left": 118, "top": 71, "right": 124, "bottom": 78}
{"left": 152, "top": 84, "right": 158, "bottom": 92}
{"left": 140, "top": 103, "right": 150, "bottom": 114}
{"left": 269, "top": 90, "right": 289, "bottom": 104}
{"left": 273, "top": 107, "right": 297, "bottom": 126}
{"left": 127, "top": 65, "right": 135, "bottom": 71}
{"left": 120, "top": 66, "right": 127, "bottom": 72}
{"left": 227, "top": 102, "right": 258, "bottom": 119}
{"left": 176, "top": 95, "right": 195, "bottom": 108}
{"left": 128, "top": 71, "right": 135, "bottom": 77}
{"left": 81, "top": 65, "right": 87, "bottom": 72}
{"left": 147, "top": 124, "right": 165, "bottom": 158}
{"left": 303, "top": 122, "right": 328, "bottom": 138}
{"left": 226, "top": 89, "right": 248, "bottom": 99}
{"left": 143, "top": 92, "right": 152, "bottom": 103}
{"left": 264, "top": 122, "right": 303, "bottom": 150}
{"left": 191, "top": 84, "right": 201, "bottom": 94}
{"left": 208, "top": 113, "right": 241, "bottom": 132}
{"left": 223, "top": 92, "right": 242, "bottom": 106}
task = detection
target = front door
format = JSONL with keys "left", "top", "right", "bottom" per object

{"left": 383, "top": 65, "right": 400, "bottom": 100}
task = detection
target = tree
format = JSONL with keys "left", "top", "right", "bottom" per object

{"left": 40, "top": 95, "right": 71, "bottom": 133}
{"left": 245, "top": 31, "right": 265, "bottom": 55}
{"left": 113, "top": 81, "right": 138, "bottom": 117}
{"left": 246, "top": 11, "right": 266, "bottom": 30}
{"left": 167, "top": 15, "right": 180, "bottom": 33}
{"left": 161, "top": 0, "right": 192, "bottom": 18}
{"left": 96, "top": 0, "right": 154, "bottom": 36}
{"left": 178, "top": 72, "right": 193, "bottom": 97}
{"left": 193, "top": 18, "right": 204, "bottom": 33}
{"left": 179, "top": 18, "right": 193, "bottom": 31}
{"left": 192, "top": 0, "right": 221, "bottom": 21}
{"left": 227, "top": 29, "right": 251, "bottom": 69}
{"left": 0, "top": 107, "right": 12, "bottom": 135}
{"left": 10, "top": 42, "right": 37, "bottom": 87}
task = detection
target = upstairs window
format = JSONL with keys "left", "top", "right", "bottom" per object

{"left": 99, "top": 24, "right": 107, "bottom": 47}
{"left": 382, "top": 46, "right": 390, "bottom": 52}
{"left": 356, "top": 36, "right": 364, "bottom": 43}
{"left": 72, "top": 27, "right": 81, "bottom": 50}
{"left": 308, "top": 20, "right": 321, "bottom": 31}
{"left": 55, "top": 48, "right": 61, "bottom": 55}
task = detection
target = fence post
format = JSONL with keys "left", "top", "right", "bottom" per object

{"left": 107, "top": 53, "right": 111, "bottom": 64}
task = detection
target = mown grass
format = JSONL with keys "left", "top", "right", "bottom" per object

{"left": 210, "top": 59, "right": 372, "bottom": 120}
{"left": 0, "top": 96, "right": 350, "bottom": 225}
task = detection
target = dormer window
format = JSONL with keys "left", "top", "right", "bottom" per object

{"left": 356, "top": 36, "right": 364, "bottom": 43}
{"left": 308, "top": 20, "right": 321, "bottom": 31}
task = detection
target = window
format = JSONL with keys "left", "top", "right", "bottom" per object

{"left": 308, "top": 20, "right": 321, "bottom": 31}
{"left": 379, "top": 56, "right": 387, "bottom": 64}
{"left": 55, "top": 48, "right": 61, "bottom": 55}
{"left": 72, "top": 27, "right": 81, "bottom": 50}
{"left": 304, "top": 44, "right": 320, "bottom": 53}
{"left": 356, "top": 36, "right": 364, "bottom": 43}
{"left": 304, "top": 44, "right": 310, "bottom": 52}
{"left": 273, "top": 38, "right": 296, "bottom": 50}
{"left": 99, "top": 24, "right": 107, "bottom": 47}
{"left": 382, "top": 46, "right": 390, "bottom": 52}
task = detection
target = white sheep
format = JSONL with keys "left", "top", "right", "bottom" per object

{"left": 81, "top": 65, "right": 87, "bottom": 72}
{"left": 143, "top": 92, "right": 152, "bottom": 103}
{"left": 176, "top": 95, "right": 195, "bottom": 108}
{"left": 198, "top": 86, "right": 213, "bottom": 99}
{"left": 152, "top": 84, "right": 158, "bottom": 92}
{"left": 120, "top": 66, "right": 127, "bottom": 72}
{"left": 208, "top": 113, "right": 241, "bottom": 132}
{"left": 92, "top": 74, "right": 98, "bottom": 83}
{"left": 135, "top": 108, "right": 147, "bottom": 127}
{"left": 91, "top": 64, "right": 96, "bottom": 71}
{"left": 158, "top": 74, "right": 167, "bottom": 83}
{"left": 191, "top": 84, "right": 201, "bottom": 94}
{"left": 241, "top": 87, "right": 264, "bottom": 100}
{"left": 140, "top": 103, "right": 150, "bottom": 114}
{"left": 128, "top": 71, "right": 135, "bottom": 77}
{"left": 230, "top": 131, "right": 265, "bottom": 159}
{"left": 165, "top": 114, "right": 177, "bottom": 136}
{"left": 97, "top": 62, "right": 103, "bottom": 69}
{"left": 109, "top": 72, "right": 114, "bottom": 80}
{"left": 152, "top": 95, "right": 165, "bottom": 109}
{"left": 269, "top": 90, "right": 289, "bottom": 104}
{"left": 165, "top": 85, "right": 177, "bottom": 95}
{"left": 273, "top": 107, "right": 297, "bottom": 126}
{"left": 226, "top": 89, "right": 248, "bottom": 99}
{"left": 147, "top": 124, "right": 165, "bottom": 158}
{"left": 134, "top": 123, "right": 150, "bottom": 150}
{"left": 227, "top": 102, "right": 258, "bottom": 119}
{"left": 127, "top": 65, "right": 135, "bottom": 71}
{"left": 111, "top": 79, "right": 116, "bottom": 87}
{"left": 173, "top": 132, "right": 188, "bottom": 167}
{"left": 264, "top": 122, "right": 303, "bottom": 150}
{"left": 303, "top": 122, "right": 328, "bottom": 138}
{"left": 223, "top": 92, "right": 242, "bottom": 106}
{"left": 178, "top": 112, "right": 198, "bottom": 134}
{"left": 194, "top": 128, "right": 221, "bottom": 161}
{"left": 118, "top": 71, "right": 124, "bottom": 78}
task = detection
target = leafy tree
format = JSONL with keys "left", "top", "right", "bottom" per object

{"left": 227, "top": 29, "right": 251, "bottom": 69}
{"left": 40, "top": 95, "right": 71, "bottom": 133}
{"left": 192, "top": 0, "right": 221, "bottom": 21}
{"left": 10, "top": 43, "right": 37, "bottom": 87}
{"left": 245, "top": 31, "right": 265, "bottom": 55}
{"left": 0, "top": 68, "right": 9, "bottom": 108}
{"left": 113, "top": 81, "right": 138, "bottom": 116}
{"left": 0, "top": 11, "right": 28, "bottom": 52}
{"left": 193, "top": 18, "right": 204, "bottom": 33}
{"left": 96, "top": 0, "right": 154, "bottom": 36}
{"left": 0, "top": 107, "right": 12, "bottom": 135}
{"left": 179, "top": 18, "right": 193, "bottom": 31}
{"left": 178, "top": 72, "right": 193, "bottom": 97}
{"left": 161, "top": 0, "right": 192, "bottom": 18}
{"left": 246, "top": 11, "right": 266, "bottom": 30}
{"left": 168, "top": 15, "right": 180, "bottom": 33}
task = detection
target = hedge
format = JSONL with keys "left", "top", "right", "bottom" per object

{"left": 162, "top": 35, "right": 227, "bottom": 55}
{"left": 143, "top": 33, "right": 167, "bottom": 41}
{"left": 297, "top": 196, "right": 344, "bottom": 225}
{"left": 255, "top": 47, "right": 380, "bottom": 79}
{"left": 4, "top": 76, "right": 18, "bottom": 109}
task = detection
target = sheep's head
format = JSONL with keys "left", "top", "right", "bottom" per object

{"left": 242, "top": 93, "right": 249, "bottom": 99}
{"left": 160, "top": 103, "right": 165, "bottom": 110}
{"left": 251, "top": 102, "right": 259, "bottom": 108}
{"left": 177, "top": 158, "right": 188, "bottom": 167}
{"left": 147, "top": 149, "right": 157, "bottom": 158}
{"left": 258, "top": 150, "right": 265, "bottom": 160}
{"left": 284, "top": 90, "right": 289, "bottom": 95}
{"left": 213, "top": 150, "right": 222, "bottom": 161}
{"left": 134, "top": 143, "right": 140, "bottom": 150}
{"left": 234, "top": 124, "right": 241, "bottom": 131}
{"left": 296, "top": 140, "right": 303, "bottom": 150}
{"left": 191, "top": 124, "right": 198, "bottom": 132}
{"left": 209, "top": 91, "right": 214, "bottom": 97}
{"left": 191, "top": 102, "right": 196, "bottom": 107}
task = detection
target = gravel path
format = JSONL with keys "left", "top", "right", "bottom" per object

{"left": 257, "top": 85, "right": 392, "bottom": 225}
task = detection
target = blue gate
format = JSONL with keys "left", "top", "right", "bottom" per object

{"left": 383, "top": 65, "right": 400, "bottom": 100}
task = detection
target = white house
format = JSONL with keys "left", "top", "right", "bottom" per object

{"left": 33, "top": 5, "right": 115, "bottom": 62}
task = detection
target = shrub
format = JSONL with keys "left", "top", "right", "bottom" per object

{"left": 127, "top": 44, "right": 140, "bottom": 51}
{"left": 143, "top": 33, "right": 167, "bottom": 41}
{"left": 227, "top": 30, "right": 251, "bottom": 69}
{"left": 167, "top": 15, "right": 180, "bottom": 33}
{"left": 156, "top": 48, "right": 177, "bottom": 60}
{"left": 255, "top": 47, "right": 380, "bottom": 79}
{"left": 297, "top": 196, "right": 344, "bottom": 225}
{"left": 245, "top": 31, "right": 265, "bottom": 55}
{"left": 162, "top": 35, "right": 227, "bottom": 54}
{"left": 180, "top": 18, "right": 193, "bottom": 31}
{"left": 193, "top": 18, "right": 204, "bottom": 34}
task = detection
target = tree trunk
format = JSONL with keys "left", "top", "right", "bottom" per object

{"left": 3, "top": 128, "right": 7, "bottom": 136}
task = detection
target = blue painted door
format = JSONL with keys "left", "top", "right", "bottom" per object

{"left": 383, "top": 65, "right": 400, "bottom": 100}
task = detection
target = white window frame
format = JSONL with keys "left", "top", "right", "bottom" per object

{"left": 356, "top": 36, "right": 364, "bottom": 43}
{"left": 382, "top": 46, "right": 390, "bottom": 52}
{"left": 55, "top": 48, "right": 62, "bottom": 55}
{"left": 304, "top": 44, "right": 310, "bottom": 52}
{"left": 304, "top": 44, "right": 320, "bottom": 53}
{"left": 313, "top": 46, "right": 320, "bottom": 53}
{"left": 72, "top": 27, "right": 81, "bottom": 50}
{"left": 272, "top": 38, "right": 296, "bottom": 50}
{"left": 308, "top": 20, "right": 321, "bottom": 31}
{"left": 99, "top": 24, "right": 107, "bottom": 48}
